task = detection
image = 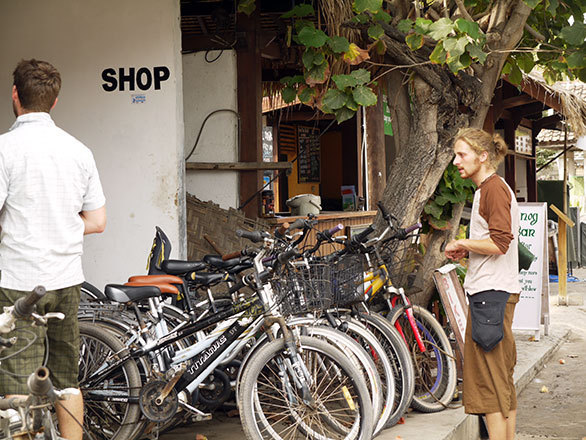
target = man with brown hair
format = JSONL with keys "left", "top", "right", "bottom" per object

{"left": 0, "top": 59, "right": 106, "bottom": 440}
{"left": 445, "top": 128, "right": 520, "bottom": 440}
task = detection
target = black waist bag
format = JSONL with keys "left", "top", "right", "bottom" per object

{"left": 468, "top": 290, "right": 510, "bottom": 352}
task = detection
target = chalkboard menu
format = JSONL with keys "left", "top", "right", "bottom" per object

{"left": 297, "top": 126, "right": 320, "bottom": 183}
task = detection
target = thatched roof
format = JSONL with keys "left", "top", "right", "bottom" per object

{"left": 523, "top": 72, "right": 586, "bottom": 140}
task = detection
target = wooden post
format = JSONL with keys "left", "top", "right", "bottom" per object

{"left": 550, "top": 204, "right": 575, "bottom": 305}
{"left": 365, "top": 88, "right": 386, "bottom": 210}
{"left": 236, "top": 9, "right": 262, "bottom": 218}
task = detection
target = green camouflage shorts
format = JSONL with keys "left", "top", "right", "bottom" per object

{"left": 0, "top": 285, "right": 81, "bottom": 394}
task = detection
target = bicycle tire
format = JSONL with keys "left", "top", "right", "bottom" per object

{"left": 291, "top": 323, "right": 383, "bottom": 430}
{"left": 78, "top": 322, "right": 142, "bottom": 440}
{"left": 386, "top": 305, "right": 457, "bottom": 413}
{"left": 357, "top": 312, "right": 415, "bottom": 427}
{"left": 239, "top": 335, "right": 373, "bottom": 440}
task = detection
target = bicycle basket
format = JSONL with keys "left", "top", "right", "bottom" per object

{"left": 378, "top": 236, "right": 422, "bottom": 290}
{"left": 272, "top": 261, "right": 332, "bottom": 315}
{"left": 330, "top": 254, "right": 367, "bottom": 307}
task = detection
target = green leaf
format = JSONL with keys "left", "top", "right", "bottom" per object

{"left": 414, "top": 18, "right": 433, "bottom": 34}
{"left": 444, "top": 36, "right": 469, "bottom": 59}
{"left": 466, "top": 43, "right": 487, "bottom": 64}
{"left": 298, "top": 27, "right": 329, "bottom": 48}
{"left": 502, "top": 61, "right": 513, "bottom": 75}
{"left": 332, "top": 74, "right": 359, "bottom": 89}
{"left": 522, "top": 0, "right": 542, "bottom": 8}
{"left": 328, "top": 36, "right": 350, "bottom": 53}
{"left": 302, "top": 50, "right": 315, "bottom": 70}
{"left": 352, "top": 13, "right": 369, "bottom": 24}
{"left": 334, "top": 106, "right": 356, "bottom": 123}
{"left": 567, "top": 51, "right": 586, "bottom": 69}
{"left": 281, "top": 86, "right": 297, "bottom": 103}
{"left": 428, "top": 217, "right": 451, "bottom": 231}
{"left": 546, "top": 0, "right": 559, "bottom": 16}
{"left": 427, "top": 18, "right": 454, "bottom": 41}
{"left": 455, "top": 19, "right": 482, "bottom": 40}
{"left": 543, "top": 67, "right": 558, "bottom": 85}
{"left": 298, "top": 87, "right": 315, "bottom": 104}
{"left": 280, "top": 76, "right": 293, "bottom": 86}
{"left": 434, "top": 194, "right": 450, "bottom": 206}
{"left": 237, "top": 0, "right": 256, "bottom": 15}
{"left": 447, "top": 52, "right": 472, "bottom": 73}
{"left": 352, "top": 85, "right": 378, "bottom": 106}
{"left": 294, "top": 20, "right": 314, "bottom": 33}
{"left": 281, "top": 4, "right": 315, "bottom": 18}
{"left": 560, "top": 22, "right": 586, "bottom": 46}
{"left": 397, "top": 19, "right": 413, "bottom": 34}
{"left": 429, "top": 42, "right": 447, "bottom": 64}
{"left": 368, "top": 24, "right": 385, "bottom": 40}
{"left": 372, "top": 39, "right": 387, "bottom": 55}
{"left": 350, "top": 68, "right": 371, "bottom": 85}
{"left": 406, "top": 33, "right": 424, "bottom": 50}
{"left": 345, "top": 96, "right": 359, "bottom": 111}
{"left": 578, "top": 68, "right": 586, "bottom": 82}
{"left": 424, "top": 200, "right": 443, "bottom": 219}
{"left": 353, "top": 0, "right": 383, "bottom": 13}
{"left": 516, "top": 53, "right": 535, "bottom": 73}
{"left": 508, "top": 62, "right": 523, "bottom": 85}
{"left": 305, "top": 61, "right": 329, "bottom": 85}
{"left": 373, "top": 9, "right": 392, "bottom": 24}
{"left": 551, "top": 61, "right": 567, "bottom": 71}
{"left": 323, "top": 89, "right": 349, "bottom": 110}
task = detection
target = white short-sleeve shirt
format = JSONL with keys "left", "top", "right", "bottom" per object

{"left": 0, "top": 112, "right": 105, "bottom": 291}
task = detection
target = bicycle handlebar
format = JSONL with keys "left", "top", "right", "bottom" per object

{"left": 352, "top": 225, "right": 375, "bottom": 244}
{"left": 277, "top": 248, "right": 300, "bottom": 264}
{"left": 13, "top": 286, "right": 46, "bottom": 319}
{"left": 236, "top": 229, "right": 268, "bottom": 243}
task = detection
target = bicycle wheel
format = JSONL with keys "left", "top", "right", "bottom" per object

{"left": 291, "top": 323, "right": 383, "bottom": 430}
{"left": 239, "top": 335, "right": 373, "bottom": 440}
{"left": 358, "top": 312, "right": 415, "bottom": 427}
{"left": 386, "top": 305, "right": 457, "bottom": 413}
{"left": 78, "top": 322, "right": 142, "bottom": 440}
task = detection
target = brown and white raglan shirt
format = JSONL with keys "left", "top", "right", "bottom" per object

{"left": 463, "top": 174, "right": 520, "bottom": 295}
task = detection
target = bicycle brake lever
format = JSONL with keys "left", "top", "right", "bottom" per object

{"left": 31, "top": 312, "right": 65, "bottom": 325}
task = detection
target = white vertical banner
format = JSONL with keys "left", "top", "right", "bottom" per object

{"left": 513, "top": 203, "right": 549, "bottom": 336}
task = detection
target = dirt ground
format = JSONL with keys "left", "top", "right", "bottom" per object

{"left": 515, "top": 269, "right": 586, "bottom": 440}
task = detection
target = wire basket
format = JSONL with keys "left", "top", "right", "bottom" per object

{"left": 329, "top": 254, "right": 368, "bottom": 307}
{"left": 272, "top": 261, "right": 332, "bottom": 315}
{"left": 378, "top": 236, "right": 422, "bottom": 290}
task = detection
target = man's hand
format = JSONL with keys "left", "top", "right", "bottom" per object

{"left": 445, "top": 239, "right": 468, "bottom": 261}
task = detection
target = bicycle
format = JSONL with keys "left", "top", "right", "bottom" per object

{"left": 0, "top": 286, "right": 79, "bottom": 440}
{"left": 78, "top": 231, "right": 374, "bottom": 440}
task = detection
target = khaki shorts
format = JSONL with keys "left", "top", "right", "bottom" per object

{"left": 0, "top": 285, "right": 81, "bottom": 394}
{"left": 463, "top": 293, "right": 519, "bottom": 417}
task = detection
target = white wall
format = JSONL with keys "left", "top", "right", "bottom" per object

{"left": 0, "top": 0, "right": 185, "bottom": 288}
{"left": 183, "top": 51, "right": 239, "bottom": 209}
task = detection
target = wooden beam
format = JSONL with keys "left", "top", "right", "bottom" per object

{"left": 550, "top": 204, "right": 574, "bottom": 227}
{"left": 365, "top": 88, "right": 386, "bottom": 210}
{"left": 237, "top": 9, "right": 263, "bottom": 217}
{"left": 534, "top": 114, "right": 563, "bottom": 131}
{"left": 512, "top": 77, "right": 563, "bottom": 113}
{"left": 502, "top": 94, "right": 535, "bottom": 108}
{"left": 186, "top": 162, "right": 292, "bottom": 171}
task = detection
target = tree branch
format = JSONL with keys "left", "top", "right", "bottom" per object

{"left": 453, "top": 0, "right": 474, "bottom": 21}
{"left": 524, "top": 23, "right": 545, "bottom": 41}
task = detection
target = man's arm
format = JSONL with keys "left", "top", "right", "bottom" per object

{"left": 445, "top": 237, "right": 503, "bottom": 259}
{"left": 80, "top": 206, "right": 106, "bottom": 235}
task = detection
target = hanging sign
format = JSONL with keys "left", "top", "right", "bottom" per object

{"left": 513, "top": 202, "right": 549, "bottom": 339}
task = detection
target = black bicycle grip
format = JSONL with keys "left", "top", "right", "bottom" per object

{"left": 377, "top": 202, "right": 391, "bottom": 221}
{"left": 352, "top": 225, "right": 375, "bottom": 244}
{"left": 13, "top": 285, "right": 46, "bottom": 318}
{"left": 236, "top": 229, "right": 265, "bottom": 243}
{"left": 228, "top": 279, "right": 246, "bottom": 295}
{"left": 277, "top": 248, "right": 300, "bottom": 264}
{"left": 286, "top": 218, "right": 306, "bottom": 232}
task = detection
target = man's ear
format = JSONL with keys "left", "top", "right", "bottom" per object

{"left": 50, "top": 97, "right": 58, "bottom": 111}
{"left": 11, "top": 85, "right": 18, "bottom": 103}
{"left": 479, "top": 150, "right": 489, "bottom": 163}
